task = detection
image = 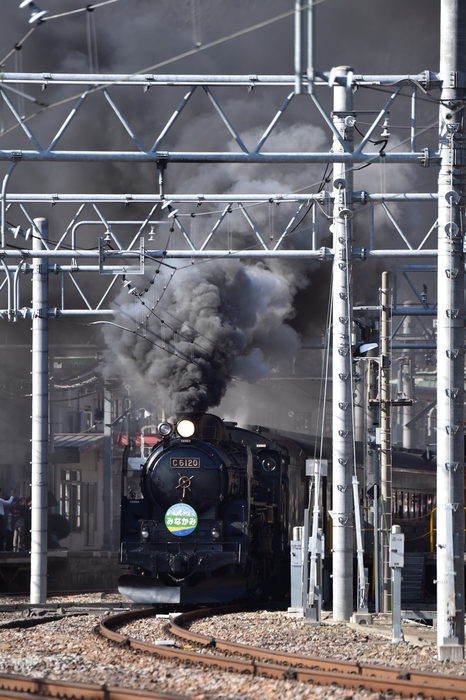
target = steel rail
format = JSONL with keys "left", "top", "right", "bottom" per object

{"left": 0, "top": 672, "right": 186, "bottom": 700}
{"left": 100, "top": 606, "right": 466, "bottom": 699}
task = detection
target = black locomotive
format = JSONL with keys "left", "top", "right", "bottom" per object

{"left": 118, "top": 410, "right": 440, "bottom": 606}
{"left": 118, "top": 412, "right": 305, "bottom": 604}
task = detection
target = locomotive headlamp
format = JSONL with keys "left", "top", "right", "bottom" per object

{"left": 141, "top": 526, "right": 150, "bottom": 540}
{"left": 176, "top": 419, "right": 195, "bottom": 438}
{"left": 158, "top": 421, "right": 173, "bottom": 437}
{"left": 211, "top": 527, "right": 220, "bottom": 540}
{"left": 262, "top": 457, "right": 277, "bottom": 472}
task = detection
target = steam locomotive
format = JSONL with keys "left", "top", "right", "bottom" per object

{"left": 118, "top": 412, "right": 305, "bottom": 604}
{"left": 118, "top": 410, "right": 440, "bottom": 605}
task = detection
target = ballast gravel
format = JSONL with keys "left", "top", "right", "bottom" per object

{"left": 0, "top": 593, "right": 462, "bottom": 700}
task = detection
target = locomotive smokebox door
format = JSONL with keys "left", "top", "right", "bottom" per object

{"left": 145, "top": 443, "right": 228, "bottom": 513}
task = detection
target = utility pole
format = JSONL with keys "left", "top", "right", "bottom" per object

{"left": 102, "top": 388, "right": 112, "bottom": 550}
{"left": 379, "top": 272, "right": 392, "bottom": 612}
{"left": 332, "top": 65, "right": 354, "bottom": 621}
{"left": 436, "top": 0, "right": 465, "bottom": 661}
{"left": 30, "top": 218, "right": 48, "bottom": 604}
{"left": 375, "top": 272, "right": 414, "bottom": 613}
{"left": 365, "top": 357, "right": 379, "bottom": 612}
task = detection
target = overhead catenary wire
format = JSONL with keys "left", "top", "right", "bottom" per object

{"left": 86, "top": 319, "right": 205, "bottom": 369}
{"left": 0, "top": 27, "right": 35, "bottom": 67}
{"left": 86, "top": 316, "right": 323, "bottom": 400}
{"left": 0, "top": 4, "right": 443, "bottom": 412}
{"left": 44, "top": 0, "right": 120, "bottom": 22}
{"left": 0, "top": 1, "right": 119, "bottom": 67}
{"left": 85, "top": 242, "right": 326, "bottom": 403}
{"left": 0, "top": 0, "right": 334, "bottom": 141}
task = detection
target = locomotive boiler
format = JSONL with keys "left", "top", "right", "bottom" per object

{"left": 118, "top": 412, "right": 305, "bottom": 604}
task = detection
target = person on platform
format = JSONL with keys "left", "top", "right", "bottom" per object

{"left": 12, "top": 497, "right": 28, "bottom": 552}
{"left": 0, "top": 488, "right": 14, "bottom": 551}
{"left": 5, "top": 509, "right": 13, "bottom": 551}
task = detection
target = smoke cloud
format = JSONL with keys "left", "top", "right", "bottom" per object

{"left": 103, "top": 256, "right": 302, "bottom": 416}
{"left": 0, "top": 0, "right": 440, "bottom": 436}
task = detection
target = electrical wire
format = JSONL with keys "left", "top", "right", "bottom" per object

{"left": 87, "top": 313, "right": 327, "bottom": 400}
{"left": 0, "top": 1, "right": 328, "bottom": 139}
{"left": 0, "top": 27, "right": 36, "bottom": 67}
{"left": 359, "top": 81, "right": 455, "bottom": 108}
{"left": 44, "top": 0, "right": 120, "bottom": 22}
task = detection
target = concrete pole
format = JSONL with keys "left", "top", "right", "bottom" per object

{"left": 332, "top": 66, "right": 354, "bottom": 621}
{"left": 402, "top": 366, "right": 414, "bottom": 449}
{"left": 365, "top": 359, "right": 379, "bottom": 611}
{"left": 400, "top": 313, "right": 414, "bottom": 449}
{"left": 436, "top": 0, "right": 465, "bottom": 661}
{"left": 365, "top": 360, "right": 378, "bottom": 503}
{"left": 354, "top": 382, "right": 364, "bottom": 445}
{"left": 380, "top": 271, "right": 392, "bottom": 612}
{"left": 30, "top": 218, "right": 49, "bottom": 604}
{"left": 102, "top": 388, "right": 112, "bottom": 550}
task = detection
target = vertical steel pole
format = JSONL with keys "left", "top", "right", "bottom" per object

{"left": 380, "top": 271, "right": 392, "bottom": 612}
{"left": 30, "top": 217, "right": 48, "bottom": 604}
{"left": 307, "top": 0, "right": 315, "bottom": 95}
{"left": 102, "top": 388, "right": 112, "bottom": 549}
{"left": 332, "top": 66, "right": 354, "bottom": 621}
{"left": 436, "top": 0, "right": 465, "bottom": 661}
{"left": 294, "top": 0, "right": 303, "bottom": 94}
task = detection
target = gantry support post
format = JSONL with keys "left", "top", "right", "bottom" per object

{"left": 332, "top": 66, "right": 354, "bottom": 621}
{"left": 380, "top": 271, "right": 392, "bottom": 613}
{"left": 294, "top": 0, "right": 304, "bottom": 95}
{"left": 436, "top": 0, "right": 465, "bottom": 662}
{"left": 30, "top": 218, "right": 49, "bottom": 604}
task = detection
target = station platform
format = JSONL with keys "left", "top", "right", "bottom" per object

{"left": 0, "top": 550, "right": 120, "bottom": 594}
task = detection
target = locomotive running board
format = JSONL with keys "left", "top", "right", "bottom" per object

{"left": 118, "top": 574, "right": 247, "bottom": 605}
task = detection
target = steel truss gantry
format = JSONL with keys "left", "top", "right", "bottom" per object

{"left": 0, "top": 0, "right": 463, "bottom": 659}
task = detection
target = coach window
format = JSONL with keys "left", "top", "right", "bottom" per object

{"left": 403, "top": 492, "right": 409, "bottom": 518}
{"left": 421, "top": 494, "right": 427, "bottom": 515}
{"left": 60, "top": 469, "right": 82, "bottom": 532}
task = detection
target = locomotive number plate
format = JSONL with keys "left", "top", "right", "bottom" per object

{"left": 170, "top": 457, "right": 200, "bottom": 468}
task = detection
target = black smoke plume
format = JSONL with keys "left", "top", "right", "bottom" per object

{"left": 103, "top": 257, "right": 301, "bottom": 415}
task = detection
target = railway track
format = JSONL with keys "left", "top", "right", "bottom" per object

{"left": 0, "top": 602, "right": 147, "bottom": 630}
{"left": 0, "top": 673, "right": 186, "bottom": 699}
{"left": 100, "top": 605, "right": 466, "bottom": 700}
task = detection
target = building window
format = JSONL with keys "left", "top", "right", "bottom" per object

{"left": 60, "top": 469, "right": 82, "bottom": 532}
{"left": 66, "top": 411, "right": 93, "bottom": 433}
